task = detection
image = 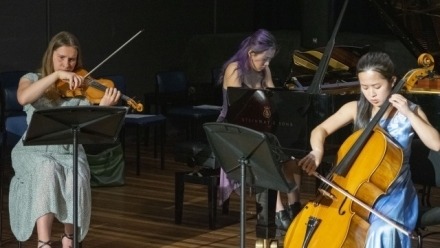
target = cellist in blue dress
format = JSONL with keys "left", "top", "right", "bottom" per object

{"left": 298, "top": 51, "right": 440, "bottom": 247}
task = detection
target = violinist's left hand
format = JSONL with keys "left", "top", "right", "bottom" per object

{"left": 389, "top": 94, "right": 412, "bottom": 117}
{"left": 99, "top": 87, "right": 121, "bottom": 106}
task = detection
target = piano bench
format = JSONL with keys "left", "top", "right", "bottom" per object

{"left": 174, "top": 141, "right": 228, "bottom": 229}
{"left": 174, "top": 141, "right": 216, "bottom": 169}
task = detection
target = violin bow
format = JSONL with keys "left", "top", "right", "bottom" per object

{"left": 83, "top": 29, "right": 144, "bottom": 78}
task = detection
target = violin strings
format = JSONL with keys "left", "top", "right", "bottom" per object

{"left": 87, "top": 78, "right": 131, "bottom": 101}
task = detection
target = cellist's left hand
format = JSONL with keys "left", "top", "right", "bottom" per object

{"left": 99, "top": 87, "right": 121, "bottom": 106}
{"left": 389, "top": 94, "right": 412, "bottom": 117}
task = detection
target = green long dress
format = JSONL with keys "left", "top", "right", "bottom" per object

{"left": 9, "top": 73, "right": 92, "bottom": 242}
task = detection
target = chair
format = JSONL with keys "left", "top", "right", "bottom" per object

{"left": 416, "top": 206, "right": 440, "bottom": 248}
{"left": 0, "top": 71, "right": 28, "bottom": 140}
{"left": 154, "top": 71, "right": 224, "bottom": 227}
{"left": 99, "top": 74, "right": 166, "bottom": 174}
{"left": 410, "top": 138, "right": 440, "bottom": 247}
{"left": 154, "top": 70, "right": 220, "bottom": 141}
{"left": 174, "top": 141, "right": 229, "bottom": 229}
{"left": 0, "top": 71, "right": 28, "bottom": 245}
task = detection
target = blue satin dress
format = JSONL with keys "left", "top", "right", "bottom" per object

{"left": 365, "top": 103, "right": 419, "bottom": 248}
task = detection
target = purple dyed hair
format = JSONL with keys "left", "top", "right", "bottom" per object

{"left": 218, "top": 29, "right": 277, "bottom": 85}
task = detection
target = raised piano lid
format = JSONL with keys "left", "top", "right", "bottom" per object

{"left": 370, "top": 0, "right": 440, "bottom": 69}
{"left": 285, "top": 45, "right": 367, "bottom": 90}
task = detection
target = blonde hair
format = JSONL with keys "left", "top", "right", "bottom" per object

{"left": 40, "top": 31, "right": 83, "bottom": 100}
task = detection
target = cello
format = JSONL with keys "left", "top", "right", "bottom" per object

{"left": 284, "top": 53, "right": 434, "bottom": 247}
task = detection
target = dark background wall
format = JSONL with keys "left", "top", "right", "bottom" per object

{"left": 0, "top": 0, "right": 414, "bottom": 111}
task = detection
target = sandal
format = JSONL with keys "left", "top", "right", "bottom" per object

{"left": 38, "top": 240, "right": 52, "bottom": 248}
{"left": 62, "top": 233, "right": 82, "bottom": 248}
{"left": 61, "top": 233, "right": 73, "bottom": 248}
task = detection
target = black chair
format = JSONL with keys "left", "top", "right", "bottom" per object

{"left": 154, "top": 71, "right": 225, "bottom": 228}
{"left": 0, "top": 70, "right": 28, "bottom": 245}
{"left": 99, "top": 74, "right": 166, "bottom": 174}
{"left": 0, "top": 71, "right": 29, "bottom": 177}
{"left": 416, "top": 206, "right": 440, "bottom": 248}
{"left": 154, "top": 70, "right": 219, "bottom": 141}
{"left": 0, "top": 71, "right": 28, "bottom": 140}
{"left": 174, "top": 142, "right": 229, "bottom": 230}
{"left": 410, "top": 138, "right": 440, "bottom": 247}
{"left": 2, "top": 88, "right": 27, "bottom": 151}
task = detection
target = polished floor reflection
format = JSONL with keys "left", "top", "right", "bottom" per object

{"left": 1, "top": 130, "right": 439, "bottom": 247}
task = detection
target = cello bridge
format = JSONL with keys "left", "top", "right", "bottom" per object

{"left": 318, "top": 188, "right": 336, "bottom": 200}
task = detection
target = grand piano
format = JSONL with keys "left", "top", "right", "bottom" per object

{"left": 224, "top": 0, "right": 440, "bottom": 246}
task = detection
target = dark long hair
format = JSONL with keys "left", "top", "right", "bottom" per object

{"left": 354, "top": 52, "right": 395, "bottom": 130}
{"left": 218, "top": 29, "right": 277, "bottom": 85}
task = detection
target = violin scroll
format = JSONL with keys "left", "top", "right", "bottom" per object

{"left": 126, "top": 98, "right": 144, "bottom": 112}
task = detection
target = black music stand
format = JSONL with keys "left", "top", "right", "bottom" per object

{"left": 203, "top": 122, "right": 296, "bottom": 248}
{"left": 23, "top": 106, "right": 126, "bottom": 248}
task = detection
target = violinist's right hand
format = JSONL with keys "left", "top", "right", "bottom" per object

{"left": 298, "top": 151, "right": 322, "bottom": 176}
{"left": 57, "top": 70, "right": 84, "bottom": 90}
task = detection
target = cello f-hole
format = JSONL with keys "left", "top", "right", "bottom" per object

{"left": 338, "top": 197, "right": 348, "bottom": 215}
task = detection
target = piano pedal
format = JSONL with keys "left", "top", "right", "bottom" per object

{"left": 255, "top": 238, "right": 279, "bottom": 248}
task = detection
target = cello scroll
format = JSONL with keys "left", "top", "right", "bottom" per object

{"left": 404, "top": 53, "right": 435, "bottom": 91}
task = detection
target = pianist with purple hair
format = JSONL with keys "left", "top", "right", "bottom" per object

{"left": 216, "top": 28, "right": 302, "bottom": 235}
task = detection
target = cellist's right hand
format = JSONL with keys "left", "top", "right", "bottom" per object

{"left": 298, "top": 150, "right": 322, "bottom": 176}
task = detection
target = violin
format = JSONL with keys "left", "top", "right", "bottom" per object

{"left": 56, "top": 30, "right": 145, "bottom": 112}
{"left": 284, "top": 53, "right": 434, "bottom": 247}
{"left": 56, "top": 68, "right": 144, "bottom": 112}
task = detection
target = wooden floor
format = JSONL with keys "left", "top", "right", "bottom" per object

{"left": 1, "top": 128, "right": 440, "bottom": 248}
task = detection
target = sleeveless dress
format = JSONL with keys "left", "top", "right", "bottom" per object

{"left": 216, "top": 74, "right": 266, "bottom": 204}
{"left": 9, "top": 73, "right": 92, "bottom": 242}
{"left": 365, "top": 103, "right": 419, "bottom": 248}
